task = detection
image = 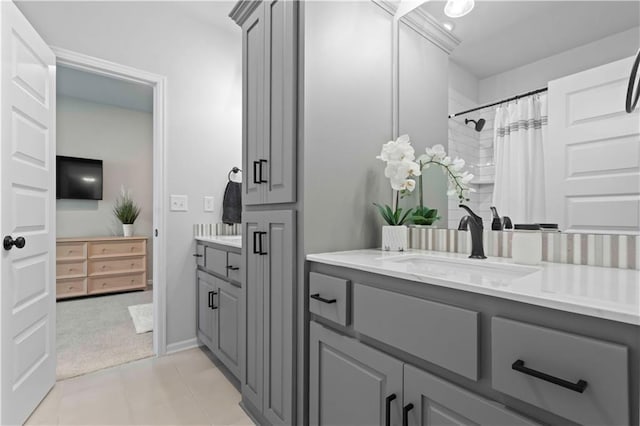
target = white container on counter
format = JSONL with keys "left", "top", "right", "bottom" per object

{"left": 512, "top": 224, "right": 542, "bottom": 265}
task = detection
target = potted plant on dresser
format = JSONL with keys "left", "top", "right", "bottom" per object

{"left": 113, "top": 187, "right": 141, "bottom": 237}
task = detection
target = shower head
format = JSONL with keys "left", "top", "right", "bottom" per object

{"left": 465, "top": 118, "right": 486, "bottom": 132}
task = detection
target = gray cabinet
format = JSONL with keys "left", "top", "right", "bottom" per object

{"left": 196, "top": 243, "right": 242, "bottom": 379}
{"left": 242, "top": 210, "right": 295, "bottom": 425}
{"left": 309, "top": 322, "right": 403, "bottom": 426}
{"left": 241, "top": 0, "right": 296, "bottom": 206}
{"left": 403, "top": 364, "right": 538, "bottom": 426}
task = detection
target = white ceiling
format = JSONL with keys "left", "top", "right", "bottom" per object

{"left": 57, "top": 65, "right": 154, "bottom": 113}
{"left": 420, "top": 0, "right": 640, "bottom": 78}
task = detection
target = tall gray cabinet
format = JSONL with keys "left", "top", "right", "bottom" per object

{"left": 230, "top": 1, "right": 298, "bottom": 425}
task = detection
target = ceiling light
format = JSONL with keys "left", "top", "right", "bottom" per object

{"left": 443, "top": 22, "right": 455, "bottom": 31}
{"left": 444, "top": 0, "right": 475, "bottom": 18}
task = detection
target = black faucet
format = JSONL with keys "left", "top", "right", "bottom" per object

{"left": 490, "top": 206, "right": 513, "bottom": 230}
{"left": 459, "top": 204, "right": 486, "bottom": 259}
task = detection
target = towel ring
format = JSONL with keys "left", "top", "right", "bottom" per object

{"left": 228, "top": 167, "right": 242, "bottom": 182}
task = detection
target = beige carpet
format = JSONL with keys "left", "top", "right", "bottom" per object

{"left": 56, "top": 290, "right": 154, "bottom": 380}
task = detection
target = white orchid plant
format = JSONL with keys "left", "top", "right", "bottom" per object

{"left": 376, "top": 135, "right": 475, "bottom": 226}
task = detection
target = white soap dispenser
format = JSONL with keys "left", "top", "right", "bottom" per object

{"left": 511, "top": 224, "right": 542, "bottom": 265}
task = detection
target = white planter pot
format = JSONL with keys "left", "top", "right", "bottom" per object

{"left": 123, "top": 224, "right": 134, "bottom": 237}
{"left": 381, "top": 225, "right": 408, "bottom": 251}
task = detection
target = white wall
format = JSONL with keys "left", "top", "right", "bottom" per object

{"left": 448, "top": 60, "right": 478, "bottom": 115}
{"left": 56, "top": 96, "right": 153, "bottom": 275}
{"left": 478, "top": 27, "right": 640, "bottom": 104}
{"left": 16, "top": 1, "right": 242, "bottom": 348}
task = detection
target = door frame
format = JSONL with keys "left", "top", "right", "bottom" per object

{"left": 52, "top": 47, "right": 168, "bottom": 355}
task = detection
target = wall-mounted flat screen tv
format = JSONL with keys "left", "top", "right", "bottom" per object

{"left": 56, "top": 156, "right": 103, "bottom": 200}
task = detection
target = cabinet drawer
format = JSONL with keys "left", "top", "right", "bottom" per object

{"left": 491, "top": 317, "right": 629, "bottom": 425}
{"left": 56, "top": 278, "right": 87, "bottom": 298}
{"left": 88, "top": 240, "right": 145, "bottom": 258}
{"left": 88, "top": 256, "right": 145, "bottom": 276}
{"left": 309, "top": 272, "right": 349, "bottom": 326}
{"left": 56, "top": 260, "right": 86, "bottom": 279}
{"left": 353, "top": 284, "right": 479, "bottom": 380}
{"left": 205, "top": 246, "right": 227, "bottom": 276}
{"left": 88, "top": 272, "right": 146, "bottom": 294}
{"left": 227, "top": 252, "right": 241, "bottom": 282}
{"left": 57, "top": 242, "right": 86, "bottom": 260}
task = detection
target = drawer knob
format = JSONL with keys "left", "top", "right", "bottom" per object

{"left": 310, "top": 293, "right": 337, "bottom": 304}
{"left": 68, "top": 286, "right": 73, "bottom": 290}
{"left": 131, "top": 263, "right": 135, "bottom": 267}
{"left": 102, "top": 282, "right": 107, "bottom": 287}
{"left": 511, "top": 359, "right": 588, "bottom": 393}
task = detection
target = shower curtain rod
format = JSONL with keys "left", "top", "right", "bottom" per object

{"left": 448, "top": 87, "right": 548, "bottom": 118}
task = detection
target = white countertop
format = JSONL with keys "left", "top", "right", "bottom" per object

{"left": 306, "top": 249, "right": 640, "bottom": 326}
{"left": 196, "top": 235, "right": 242, "bottom": 249}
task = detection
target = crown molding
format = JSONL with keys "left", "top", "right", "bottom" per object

{"left": 229, "top": 0, "right": 261, "bottom": 26}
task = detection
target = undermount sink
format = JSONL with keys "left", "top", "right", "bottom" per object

{"left": 380, "top": 254, "right": 540, "bottom": 285}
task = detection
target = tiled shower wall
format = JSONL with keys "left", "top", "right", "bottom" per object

{"left": 193, "top": 223, "right": 241, "bottom": 237}
{"left": 408, "top": 227, "right": 639, "bottom": 270}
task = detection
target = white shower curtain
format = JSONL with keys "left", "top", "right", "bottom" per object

{"left": 492, "top": 94, "right": 547, "bottom": 224}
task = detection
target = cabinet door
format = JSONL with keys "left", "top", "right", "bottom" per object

{"left": 196, "top": 271, "right": 216, "bottom": 350}
{"left": 242, "top": 213, "right": 264, "bottom": 411}
{"left": 309, "top": 322, "right": 403, "bottom": 426}
{"left": 263, "top": 0, "right": 297, "bottom": 204}
{"left": 215, "top": 279, "right": 241, "bottom": 379}
{"left": 242, "top": 3, "right": 265, "bottom": 205}
{"left": 262, "top": 210, "right": 296, "bottom": 425}
{"left": 403, "top": 364, "right": 538, "bottom": 426}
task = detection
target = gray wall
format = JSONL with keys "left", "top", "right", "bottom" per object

{"left": 56, "top": 95, "right": 153, "bottom": 277}
{"left": 303, "top": 1, "right": 392, "bottom": 254}
{"left": 398, "top": 22, "right": 450, "bottom": 226}
{"left": 17, "top": 1, "right": 242, "bottom": 348}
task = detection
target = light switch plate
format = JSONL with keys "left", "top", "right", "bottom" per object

{"left": 170, "top": 195, "right": 188, "bottom": 211}
{"left": 204, "top": 196, "right": 215, "bottom": 212}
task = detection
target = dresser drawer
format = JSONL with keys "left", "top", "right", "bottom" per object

{"left": 205, "top": 246, "right": 227, "bottom": 276}
{"left": 88, "top": 240, "right": 146, "bottom": 258}
{"left": 227, "top": 252, "right": 241, "bottom": 283}
{"left": 56, "top": 278, "right": 87, "bottom": 298}
{"left": 309, "top": 272, "right": 350, "bottom": 326}
{"left": 353, "top": 284, "right": 479, "bottom": 380}
{"left": 88, "top": 256, "right": 145, "bottom": 276}
{"left": 88, "top": 272, "right": 146, "bottom": 294}
{"left": 56, "top": 260, "right": 86, "bottom": 279}
{"left": 57, "top": 242, "right": 86, "bottom": 260}
{"left": 491, "top": 317, "right": 629, "bottom": 425}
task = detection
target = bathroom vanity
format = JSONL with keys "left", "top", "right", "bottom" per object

{"left": 195, "top": 236, "right": 242, "bottom": 380}
{"left": 307, "top": 250, "right": 640, "bottom": 426}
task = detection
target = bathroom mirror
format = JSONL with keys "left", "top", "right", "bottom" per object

{"left": 408, "top": 1, "right": 640, "bottom": 234}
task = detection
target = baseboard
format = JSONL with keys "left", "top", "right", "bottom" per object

{"left": 165, "top": 337, "right": 201, "bottom": 354}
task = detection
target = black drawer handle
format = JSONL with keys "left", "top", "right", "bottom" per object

{"left": 512, "top": 359, "right": 588, "bottom": 393}
{"left": 193, "top": 253, "right": 203, "bottom": 258}
{"left": 227, "top": 265, "right": 240, "bottom": 271}
{"left": 402, "top": 403, "right": 413, "bottom": 426}
{"left": 385, "top": 394, "right": 396, "bottom": 426}
{"left": 253, "top": 160, "right": 261, "bottom": 184}
{"left": 259, "top": 159, "right": 268, "bottom": 183}
{"left": 310, "top": 293, "right": 337, "bottom": 304}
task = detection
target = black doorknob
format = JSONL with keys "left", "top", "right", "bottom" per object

{"left": 3, "top": 236, "right": 25, "bottom": 251}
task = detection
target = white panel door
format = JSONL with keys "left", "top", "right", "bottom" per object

{"left": 0, "top": 2, "right": 56, "bottom": 424}
{"left": 547, "top": 57, "right": 640, "bottom": 234}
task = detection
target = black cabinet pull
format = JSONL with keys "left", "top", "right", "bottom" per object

{"left": 385, "top": 394, "right": 396, "bottom": 426}
{"left": 209, "top": 290, "right": 218, "bottom": 310}
{"left": 253, "top": 231, "right": 260, "bottom": 254}
{"left": 193, "top": 253, "right": 203, "bottom": 258}
{"left": 310, "top": 293, "right": 337, "bottom": 304}
{"left": 512, "top": 359, "right": 588, "bottom": 393}
{"left": 402, "top": 403, "right": 413, "bottom": 426}
{"left": 226, "top": 265, "right": 240, "bottom": 271}
{"left": 253, "top": 160, "right": 261, "bottom": 184}
{"left": 258, "top": 231, "right": 268, "bottom": 255}
{"left": 259, "top": 159, "right": 268, "bottom": 183}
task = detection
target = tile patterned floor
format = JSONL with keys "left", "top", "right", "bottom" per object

{"left": 26, "top": 347, "right": 255, "bottom": 425}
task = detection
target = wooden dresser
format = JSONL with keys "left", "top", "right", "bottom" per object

{"left": 56, "top": 236, "right": 148, "bottom": 300}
